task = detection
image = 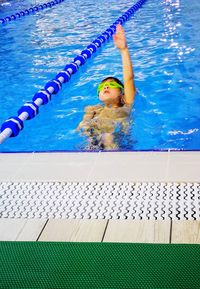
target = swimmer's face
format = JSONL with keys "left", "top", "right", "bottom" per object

{"left": 98, "top": 79, "right": 123, "bottom": 105}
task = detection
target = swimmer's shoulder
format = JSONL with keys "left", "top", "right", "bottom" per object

{"left": 115, "top": 104, "right": 132, "bottom": 117}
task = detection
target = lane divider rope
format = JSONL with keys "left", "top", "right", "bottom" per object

{"left": 0, "top": 0, "right": 65, "bottom": 25}
{"left": 0, "top": 0, "right": 147, "bottom": 144}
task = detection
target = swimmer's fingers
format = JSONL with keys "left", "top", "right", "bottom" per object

{"left": 116, "top": 24, "right": 125, "bottom": 34}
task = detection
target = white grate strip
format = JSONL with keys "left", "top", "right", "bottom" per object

{"left": 0, "top": 182, "right": 200, "bottom": 220}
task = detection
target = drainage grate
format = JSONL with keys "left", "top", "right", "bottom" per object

{"left": 0, "top": 182, "right": 200, "bottom": 220}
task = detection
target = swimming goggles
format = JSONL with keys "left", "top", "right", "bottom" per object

{"left": 97, "top": 81, "right": 124, "bottom": 93}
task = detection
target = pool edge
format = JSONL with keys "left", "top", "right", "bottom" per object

{"left": 0, "top": 151, "right": 199, "bottom": 182}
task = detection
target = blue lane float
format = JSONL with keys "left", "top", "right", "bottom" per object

{"left": 0, "top": 0, "right": 147, "bottom": 144}
{"left": 0, "top": 0, "right": 65, "bottom": 25}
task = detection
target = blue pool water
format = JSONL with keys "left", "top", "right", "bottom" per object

{"left": 0, "top": 0, "right": 200, "bottom": 152}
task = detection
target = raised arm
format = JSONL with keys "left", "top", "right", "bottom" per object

{"left": 113, "top": 24, "right": 136, "bottom": 105}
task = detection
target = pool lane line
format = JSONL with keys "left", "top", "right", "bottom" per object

{"left": 0, "top": 0, "right": 147, "bottom": 145}
{"left": 0, "top": 0, "right": 65, "bottom": 25}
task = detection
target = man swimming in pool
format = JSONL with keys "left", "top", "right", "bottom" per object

{"left": 77, "top": 24, "right": 136, "bottom": 149}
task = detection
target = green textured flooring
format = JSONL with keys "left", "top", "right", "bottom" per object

{"left": 0, "top": 242, "right": 200, "bottom": 289}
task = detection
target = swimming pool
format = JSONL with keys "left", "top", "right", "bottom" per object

{"left": 0, "top": 0, "right": 199, "bottom": 152}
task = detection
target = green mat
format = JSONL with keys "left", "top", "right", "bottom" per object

{"left": 0, "top": 242, "right": 200, "bottom": 289}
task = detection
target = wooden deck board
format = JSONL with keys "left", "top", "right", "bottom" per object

{"left": 171, "top": 221, "right": 200, "bottom": 244}
{"left": 39, "top": 219, "right": 108, "bottom": 242}
{"left": 0, "top": 219, "right": 47, "bottom": 241}
{"left": 103, "top": 220, "right": 171, "bottom": 243}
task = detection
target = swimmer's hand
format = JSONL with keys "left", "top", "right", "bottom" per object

{"left": 113, "top": 24, "right": 127, "bottom": 51}
{"left": 77, "top": 105, "right": 102, "bottom": 131}
{"left": 84, "top": 105, "right": 103, "bottom": 114}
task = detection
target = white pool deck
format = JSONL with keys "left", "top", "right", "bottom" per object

{"left": 0, "top": 151, "right": 200, "bottom": 243}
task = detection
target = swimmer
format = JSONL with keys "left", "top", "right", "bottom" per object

{"left": 77, "top": 24, "right": 136, "bottom": 150}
